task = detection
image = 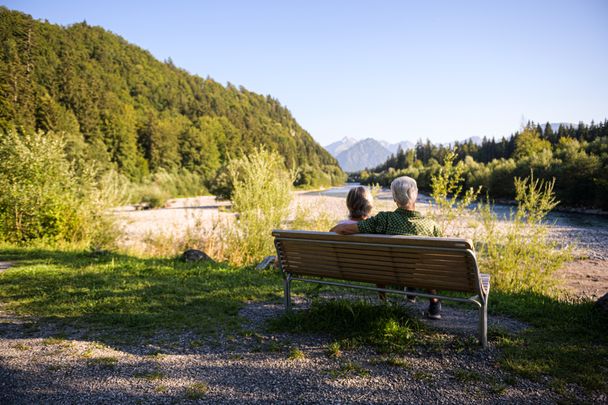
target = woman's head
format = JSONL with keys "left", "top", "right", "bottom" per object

{"left": 346, "top": 186, "right": 373, "bottom": 220}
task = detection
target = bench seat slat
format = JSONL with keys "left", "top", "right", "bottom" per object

{"left": 273, "top": 230, "right": 474, "bottom": 250}
{"left": 285, "top": 264, "right": 476, "bottom": 291}
{"left": 281, "top": 249, "right": 469, "bottom": 266}
{"left": 282, "top": 255, "right": 473, "bottom": 275}
{"left": 280, "top": 242, "right": 467, "bottom": 259}
{"left": 289, "top": 270, "right": 476, "bottom": 291}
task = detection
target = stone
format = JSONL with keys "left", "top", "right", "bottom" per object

{"left": 182, "top": 249, "right": 214, "bottom": 263}
{"left": 89, "top": 248, "right": 110, "bottom": 257}
{"left": 256, "top": 255, "right": 277, "bottom": 270}
{"left": 595, "top": 292, "right": 608, "bottom": 314}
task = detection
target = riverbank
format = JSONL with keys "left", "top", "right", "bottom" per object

{"left": 113, "top": 191, "right": 608, "bottom": 300}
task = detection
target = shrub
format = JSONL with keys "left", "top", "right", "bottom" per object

{"left": 131, "top": 168, "right": 206, "bottom": 208}
{"left": 429, "top": 150, "right": 481, "bottom": 236}
{"left": 0, "top": 130, "right": 127, "bottom": 247}
{"left": 225, "top": 147, "right": 294, "bottom": 265}
{"left": 430, "top": 150, "right": 571, "bottom": 295}
{"left": 475, "top": 173, "right": 571, "bottom": 294}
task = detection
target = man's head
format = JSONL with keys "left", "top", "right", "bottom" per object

{"left": 390, "top": 176, "right": 418, "bottom": 209}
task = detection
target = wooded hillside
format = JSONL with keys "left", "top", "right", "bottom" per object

{"left": 0, "top": 7, "right": 345, "bottom": 192}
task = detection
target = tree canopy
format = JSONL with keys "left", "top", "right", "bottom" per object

{"left": 357, "top": 121, "right": 608, "bottom": 209}
{"left": 0, "top": 7, "right": 345, "bottom": 191}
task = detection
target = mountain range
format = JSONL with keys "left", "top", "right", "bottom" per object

{"left": 326, "top": 138, "right": 414, "bottom": 172}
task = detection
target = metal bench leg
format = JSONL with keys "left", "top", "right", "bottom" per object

{"left": 479, "top": 300, "right": 488, "bottom": 348}
{"left": 284, "top": 273, "right": 292, "bottom": 312}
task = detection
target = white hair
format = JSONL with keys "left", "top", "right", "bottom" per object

{"left": 390, "top": 176, "right": 418, "bottom": 207}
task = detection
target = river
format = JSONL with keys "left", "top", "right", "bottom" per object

{"left": 306, "top": 183, "right": 608, "bottom": 230}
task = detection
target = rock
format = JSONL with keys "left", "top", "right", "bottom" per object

{"left": 89, "top": 248, "right": 110, "bottom": 257}
{"left": 182, "top": 249, "right": 214, "bottom": 263}
{"left": 256, "top": 255, "right": 277, "bottom": 270}
{"left": 595, "top": 292, "right": 608, "bottom": 313}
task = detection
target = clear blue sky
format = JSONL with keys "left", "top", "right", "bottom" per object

{"left": 3, "top": 0, "right": 608, "bottom": 145}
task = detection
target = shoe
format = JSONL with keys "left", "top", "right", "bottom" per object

{"left": 405, "top": 287, "right": 417, "bottom": 303}
{"left": 426, "top": 300, "right": 442, "bottom": 320}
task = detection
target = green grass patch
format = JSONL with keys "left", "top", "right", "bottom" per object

{"left": 383, "top": 356, "right": 412, "bottom": 369}
{"left": 87, "top": 356, "right": 118, "bottom": 368}
{"left": 288, "top": 347, "right": 306, "bottom": 360}
{"left": 453, "top": 369, "right": 483, "bottom": 383}
{"left": 134, "top": 370, "right": 164, "bottom": 381}
{"left": 490, "top": 291, "right": 608, "bottom": 393}
{"left": 12, "top": 343, "right": 31, "bottom": 351}
{"left": 325, "top": 341, "right": 342, "bottom": 359}
{"left": 185, "top": 382, "right": 208, "bottom": 400}
{"left": 327, "top": 361, "right": 369, "bottom": 378}
{"left": 0, "top": 246, "right": 283, "bottom": 344}
{"left": 269, "top": 299, "right": 423, "bottom": 354}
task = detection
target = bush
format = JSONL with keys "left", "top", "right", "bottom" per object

{"left": 475, "top": 174, "right": 570, "bottom": 294}
{"left": 430, "top": 150, "right": 571, "bottom": 295}
{"left": 429, "top": 150, "right": 481, "bottom": 236}
{"left": 225, "top": 147, "right": 294, "bottom": 265}
{"left": 131, "top": 168, "right": 206, "bottom": 207}
{"left": 0, "top": 130, "right": 127, "bottom": 247}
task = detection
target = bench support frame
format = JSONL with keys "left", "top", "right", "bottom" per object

{"left": 274, "top": 236, "right": 489, "bottom": 348}
{"left": 282, "top": 274, "right": 488, "bottom": 348}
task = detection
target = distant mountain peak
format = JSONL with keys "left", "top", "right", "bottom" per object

{"left": 325, "top": 137, "right": 415, "bottom": 172}
{"left": 324, "top": 137, "right": 359, "bottom": 156}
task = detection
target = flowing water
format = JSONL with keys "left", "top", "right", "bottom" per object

{"left": 306, "top": 183, "right": 608, "bottom": 230}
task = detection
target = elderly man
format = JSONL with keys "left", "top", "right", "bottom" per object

{"left": 330, "top": 176, "right": 443, "bottom": 319}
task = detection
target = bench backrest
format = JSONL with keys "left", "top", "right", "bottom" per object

{"left": 273, "top": 230, "right": 482, "bottom": 294}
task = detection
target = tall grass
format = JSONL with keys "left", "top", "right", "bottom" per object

{"left": 475, "top": 174, "right": 570, "bottom": 294}
{"left": 223, "top": 147, "right": 295, "bottom": 265}
{"left": 429, "top": 150, "right": 481, "bottom": 236}
{"left": 430, "top": 151, "right": 571, "bottom": 295}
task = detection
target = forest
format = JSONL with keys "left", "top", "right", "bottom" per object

{"left": 0, "top": 7, "right": 345, "bottom": 198}
{"left": 356, "top": 121, "right": 608, "bottom": 209}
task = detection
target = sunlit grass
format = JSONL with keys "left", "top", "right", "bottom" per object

{"left": 0, "top": 246, "right": 283, "bottom": 342}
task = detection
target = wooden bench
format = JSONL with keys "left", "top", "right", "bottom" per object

{"left": 272, "top": 230, "right": 491, "bottom": 347}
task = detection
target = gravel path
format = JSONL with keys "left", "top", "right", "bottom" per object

{"left": 1, "top": 297, "right": 578, "bottom": 405}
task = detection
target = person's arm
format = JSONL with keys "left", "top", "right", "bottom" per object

{"left": 330, "top": 223, "right": 359, "bottom": 234}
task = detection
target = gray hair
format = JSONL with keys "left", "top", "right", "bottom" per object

{"left": 390, "top": 176, "right": 418, "bottom": 207}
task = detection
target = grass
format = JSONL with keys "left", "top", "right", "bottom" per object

{"left": 383, "top": 356, "right": 412, "bottom": 369}
{"left": 327, "top": 361, "right": 369, "bottom": 378}
{"left": 87, "top": 356, "right": 118, "bottom": 368}
{"left": 288, "top": 347, "right": 306, "bottom": 360}
{"left": 0, "top": 245, "right": 606, "bottom": 399}
{"left": 453, "top": 369, "right": 483, "bottom": 383}
{"left": 325, "top": 341, "right": 342, "bottom": 358}
{"left": 185, "top": 382, "right": 209, "bottom": 400}
{"left": 0, "top": 246, "right": 284, "bottom": 344}
{"left": 269, "top": 300, "right": 423, "bottom": 354}
{"left": 134, "top": 370, "right": 165, "bottom": 381}
{"left": 489, "top": 291, "right": 608, "bottom": 392}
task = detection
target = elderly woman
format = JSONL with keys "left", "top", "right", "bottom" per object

{"left": 330, "top": 176, "right": 443, "bottom": 319}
